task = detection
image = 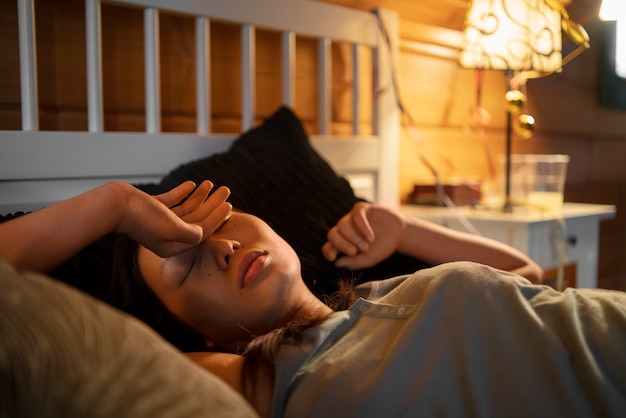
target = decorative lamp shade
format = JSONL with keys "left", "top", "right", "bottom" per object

{"left": 459, "top": 0, "right": 562, "bottom": 72}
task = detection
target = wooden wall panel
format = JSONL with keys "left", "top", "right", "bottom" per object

{"left": 591, "top": 142, "right": 626, "bottom": 182}
{"left": 0, "top": 0, "right": 22, "bottom": 130}
{"left": 594, "top": 109, "right": 626, "bottom": 137}
{"left": 0, "top": 0, "right": 20, "bottom": 101}
{"left": 101, "top": 4, "right": 144, "bottom": 131}
{"left": 293, "top": 36, "right": 319, "bottom": 128}
{"left": 159, "top": 13, "right": 196, "bottom": 132}
{"left": 255, "top": 30, "right": 283, "bottom": 120}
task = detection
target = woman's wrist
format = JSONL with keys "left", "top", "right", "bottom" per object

{"left": 395, "top": 215, "right": 414, "bottom": 255}
{"left": 101, "top": 181, "right": 135, "bottom": 235}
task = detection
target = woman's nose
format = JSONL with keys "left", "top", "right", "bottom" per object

{"left": 209, "top": 239, "right": 240, "bottom": 271}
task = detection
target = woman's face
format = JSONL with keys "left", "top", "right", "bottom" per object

{"left": 138, "top": 211, "right": 307, "bottom": 350}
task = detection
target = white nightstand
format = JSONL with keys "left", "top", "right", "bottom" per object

{"left": 402, "top": 203, "right": 616, "bottom": 288}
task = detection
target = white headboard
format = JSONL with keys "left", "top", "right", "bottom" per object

{"left": 0, "top": 0, "right": 399, "bottom": 213}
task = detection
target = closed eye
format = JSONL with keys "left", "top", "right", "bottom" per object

{"left": 214, "top": 216, "right": 231, "bottom": 234}
{"left": 181, "top": 250, "right": 198, "bottom": 285}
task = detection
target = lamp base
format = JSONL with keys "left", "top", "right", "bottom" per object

{"left": 503, "top": 107, "right": 513, "bottom": 213}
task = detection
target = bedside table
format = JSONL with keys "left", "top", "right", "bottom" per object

{"left": 401, "top": 203, "right": 616, "bottom": 288}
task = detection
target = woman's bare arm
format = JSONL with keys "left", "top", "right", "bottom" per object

{"left": 397, "top": 215, "right": 543, "bottom": 282}
{"left": 323, "top": 202, "right": 543, "bottom": 282}
{"left": 0, "top": 182, "right": 129, "bottom": 272}
{"left": 0, "top": 181, "right": 231, "bottom": 273}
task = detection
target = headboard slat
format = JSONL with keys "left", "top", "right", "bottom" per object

{"left": 241, "top": 24, "right": 256, "bottom": 131}
{"left": 144, "top": 8, "right": 161, "bottom": 133}
{"left": 281, "top": 31, "right": 295, "bottom": 108}
{"left": 195, "top": 17, "right": 211, "bottom": 134}
{"left": 372, "top": 8, "right": 400, "bottom": 206}
{"left": 86, "top": 0, "right": 104, "bottom": 132}
{"left": 17, "top": 0, "right": 38, "bottom": 131}
{"left": 317, "top": 37, "right": 331, "bottom": 135}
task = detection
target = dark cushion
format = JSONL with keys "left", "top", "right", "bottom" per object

{"left": 140, "top": 106, "right": 430, "bottom": 295}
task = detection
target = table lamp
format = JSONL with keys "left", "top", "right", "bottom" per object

{"left": 458, "top": 0, "right": 589, "bottom": 211}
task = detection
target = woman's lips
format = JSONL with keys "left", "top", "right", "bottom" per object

{"left": 238, "top": 250, "right": 268, "bottom": 289}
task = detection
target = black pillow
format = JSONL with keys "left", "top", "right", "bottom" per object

{"left": 140, "top": 106, "right": 430, "bottom": 295}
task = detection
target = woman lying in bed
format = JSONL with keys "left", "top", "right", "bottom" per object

{"left": 1, "top": 181, "right": 624, "bottom": 418}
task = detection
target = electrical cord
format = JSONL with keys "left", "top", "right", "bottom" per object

{"left": 374, "top": 10, "right": 481, "bottom": 235}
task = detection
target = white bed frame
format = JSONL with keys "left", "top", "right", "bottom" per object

{"left": 0, "top": 0, "right": 399, "bottom": 214}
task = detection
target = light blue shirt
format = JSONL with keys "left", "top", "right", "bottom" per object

{"left": 271, "top": 261, "right": 626, "bottom": 418}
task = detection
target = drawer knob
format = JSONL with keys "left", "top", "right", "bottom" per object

{"left": 567, "top": 235, "right": 577, "bottom": 246}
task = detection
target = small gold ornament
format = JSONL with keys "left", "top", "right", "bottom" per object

{"left": 505, "top": 90, "right": 526, "bottom": 114}
{"left": 516, "top": 114, "right": 535, "bottom": 139}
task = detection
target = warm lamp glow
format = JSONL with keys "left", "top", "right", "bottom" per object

{"left": 599, "top": 0, "right": 620, "bottom": 20}
{"left": 459, "top": 0, "right": 565, "bottom": 212}
{"left": 459, "top": 0, "right": 562, "bottom": 72}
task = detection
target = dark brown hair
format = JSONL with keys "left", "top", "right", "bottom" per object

{"left": 107, "top": 233, "right": 208, "bottom": 352}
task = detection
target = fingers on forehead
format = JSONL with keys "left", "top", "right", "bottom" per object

{"left": 208, "top": 185, "right": 231, "bottom": 201}
{"left": 202, "top": 201, "right": 233, "bottom": 234}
